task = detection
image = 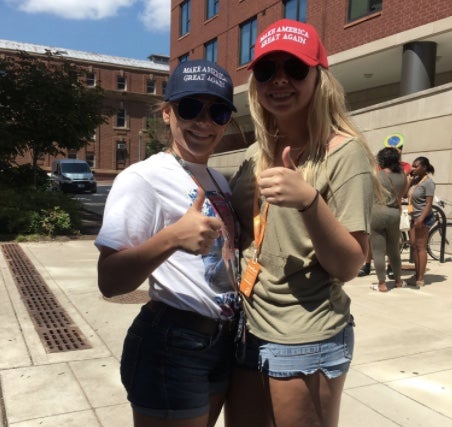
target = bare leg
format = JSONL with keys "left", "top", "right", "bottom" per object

{"left": 414, "top": 226, "right": 429, "bottom": 282}
{"left": 132, "top": 392, "right": 225, "bottom": 427}
{"left": 207, "top": 392, "right": 226, "bottom": 427}
{"left": 133, "top": 411, "right": 208, "bottom": 427}
{"left": 408, "top": 227, "right": 417, "bottom": 281}
{"left": 225, "top": 368, "right": 273, "bottom": 427}
{"left": 268, "top": 372, "right": 347, "bottom": 427}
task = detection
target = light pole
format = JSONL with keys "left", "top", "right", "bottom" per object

{"left": 138, "top": 130, "right": 142, "bottom": 161}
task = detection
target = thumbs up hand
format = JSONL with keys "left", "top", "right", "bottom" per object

{"left": 174, "top": 187, "right": 223, "bottom": 255}
{"left": 257, "top": 146, "right": 316, "bottom": 209}
{"left": 281, "top": 146, "right": 298, "bottom": 170}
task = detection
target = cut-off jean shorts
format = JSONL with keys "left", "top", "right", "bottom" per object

{"left": 237, "top": 316, "right": 355, "bottom": 379}
{"left": 411, "top": 212, "right": 435, "bottom": 228}
{"left": 120, "top": 302, "right": 237, "bottom": 419}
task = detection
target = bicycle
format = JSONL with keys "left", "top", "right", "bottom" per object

{"left": 399, "top": 199, "right": 452, "bottom": 261}
{"left": 427, "top": 200, "right": 452, "bottom": 261}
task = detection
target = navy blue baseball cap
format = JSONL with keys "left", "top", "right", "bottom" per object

{"left": 164, "top": 59, "right": 237, "bottom": 111}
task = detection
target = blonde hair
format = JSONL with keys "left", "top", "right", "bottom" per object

{"left": 249, "top": 68, "right": 381, "bottom": 198}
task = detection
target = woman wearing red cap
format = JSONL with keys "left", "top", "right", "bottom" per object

{"left": 227, "top": 19, "right": 378, "bottom": 427}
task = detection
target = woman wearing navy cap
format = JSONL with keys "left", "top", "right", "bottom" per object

{"left": 96, "top": 59, "right": 239, "bottom": 427}
{"left": 227, "top": 19, "right": 379, "bottom": 427}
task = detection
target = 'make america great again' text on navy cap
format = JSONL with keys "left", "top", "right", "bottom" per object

{"left": 164, "top": 59, "right": 236, "bottom": 111}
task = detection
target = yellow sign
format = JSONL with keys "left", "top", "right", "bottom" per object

{"left": 383, "top": 133, "right": 405, "bottom": 148}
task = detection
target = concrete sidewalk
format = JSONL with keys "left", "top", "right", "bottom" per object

{"left": 1, "top": 239, "right": 452, "bottom": 426}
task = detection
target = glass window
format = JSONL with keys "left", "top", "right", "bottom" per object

{"left": 86, "top": 72, "right": 96, "bottom": 86}
{"left": 206, "top": 0, "right": 219, "bottom": 20}
{"left": 179, "top": 53, "right": 190, "bottom": 63}
{"left": 204, "top": 39, "right": 218, "bottom": 63}
{"left": 117, "top": 75, "right": 126, "bottom": 90}
{"left": 86, "top": 152, "right": 95, "bottom": 168}
{"left": 239, "top": 17, "right": 257, "bottom": 66}
{"left": 116, "top": 141, "right": 127, "bottom": 169}
{"left": 116, "top": 109, "right": 126, "bottom": 127}
{"left": 284, "top": 0, "right": 307, "bottom": 22}
{"left": 146, "top": 79, "right": 156, "bottom": 94}
{"left": 180, "top": 0, "right": 190, "bottom": 35}
{"left": 347, "top": 0, "right": 382, "bottom": 22}
{"left": 162, "top": 81, "right": 167, "bottom": 97}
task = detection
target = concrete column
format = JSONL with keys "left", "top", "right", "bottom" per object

{"left": 400, "top": 41, "right": 437, "bottom": 96}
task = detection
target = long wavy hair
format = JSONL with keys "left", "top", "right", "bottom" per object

{"left": 248, "top": 67, "right": 379, "bottom": 189}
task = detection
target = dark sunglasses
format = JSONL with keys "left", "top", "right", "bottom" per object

{"left": 253, "top": 57, "right": 310, "bottom": 83}
{"left": 175, "top": 97, "right": 233, "bottom": 126}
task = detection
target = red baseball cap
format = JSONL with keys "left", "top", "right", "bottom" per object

{"left": 248, "top": 19, "right": 329, "bottom": 70}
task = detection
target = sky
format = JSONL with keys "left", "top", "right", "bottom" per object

{"left": 0, "top": 0, "right": 171, "bottom": 61}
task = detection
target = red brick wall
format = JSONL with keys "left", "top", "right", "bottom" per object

{"left": 312, "top": 0, "right": 452, "bottom": 55}
{"left": 171, "top": 0, "right": 452, "bottom": 86}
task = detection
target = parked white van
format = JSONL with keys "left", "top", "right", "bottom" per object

{"left": 50, "top": 159, "right": 97, "bottom": 193}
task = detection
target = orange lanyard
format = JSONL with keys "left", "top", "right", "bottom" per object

{"left": 239, "top": 187, "right": 268, "bottom": 298}
{"left": 252, "top": 186, "right": 269, "bottom": 259}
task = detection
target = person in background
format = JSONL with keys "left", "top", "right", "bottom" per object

{"left": 226, "top": 19, "right": 377, "bottom": 427}
{"left": 407, "top": 156, "right": 436, "bottom": 287}
{"left": 358, "top": 133, "right": 410, "bottom": 278}
{"left": 95, "top": 59, "right": 240, "bottom": 427}
{"left": 370, "top": 147, "right": 407, "bottom": 292}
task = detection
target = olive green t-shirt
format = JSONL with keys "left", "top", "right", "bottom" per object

{"left": 231, "top": 138, "right": 374, "bottom": 344}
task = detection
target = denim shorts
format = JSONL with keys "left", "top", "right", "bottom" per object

{"left": 237, "top": 317, "right": 355, "bottom": 379}
{"left": 120, "top": 303, "right": 236, "bottom": 419}
{"left": 411, "top": 212, "right": 435, "bottom": 228}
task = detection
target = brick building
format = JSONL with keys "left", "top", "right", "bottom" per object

{"left": 0, "top": 40, "right": 169, "bottom": 177}
{"left": 169, "top": 1, "right": 452, "bottom": 203}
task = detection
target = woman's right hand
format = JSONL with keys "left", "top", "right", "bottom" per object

{"left": 174, "top": 187, "right": 223, "bottom": 255}
{"left": 97, "top": 187, "right": 222, "bottom": 297}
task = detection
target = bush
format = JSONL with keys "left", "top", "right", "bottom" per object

{"left": 30, "top": 206, "right": 72, "bottom": 236}
{"left": 0, "top": 186, "right": 82, "bottom": 237}
{"left": 0, "top": 164, "right": 50, "bottom": 189}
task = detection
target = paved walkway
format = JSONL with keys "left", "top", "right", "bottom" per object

{"left": 1, "top": 240, "right": 452, "bottom": 426}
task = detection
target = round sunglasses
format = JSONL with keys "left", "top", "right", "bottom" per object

{"left": 174, "top": 97, "right": 233, "bottom": 126}
{"left": 253, "top": 57, "right": 310, "bottom": 83}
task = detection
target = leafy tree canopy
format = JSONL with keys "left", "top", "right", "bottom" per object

{"left": 145, "top": 111, "right": 168, "bottom": 158}
{"left": 0, "top": 51, "right": 107, "bottom": 170}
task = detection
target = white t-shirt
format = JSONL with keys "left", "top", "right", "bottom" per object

{"left": 95, "top": 152, "right": 239, "bottom": 320}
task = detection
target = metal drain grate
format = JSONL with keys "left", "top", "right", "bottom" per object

{"left": 1, "top": 242, "right": 91, "bottom": 353}
{"left": 103, "top": 289, "right": 149, "bottom": 304}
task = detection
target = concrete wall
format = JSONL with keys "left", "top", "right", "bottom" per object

{"left": 208, "top": 82, "right": 452, "bottom": 216}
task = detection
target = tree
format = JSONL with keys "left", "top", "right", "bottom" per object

{"left": 145, "top": 109, "right": 168, "bottom": 157}
{"left": 0, "top": 51, "right": 107, "bottom": 180}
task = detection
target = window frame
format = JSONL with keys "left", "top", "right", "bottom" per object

{"left": 146, "top": 79, "right": 156, "bottom": 94}
{"left": 284, "top": 0, "right": 307, "bottom": 22}
{"left": 179, "top": 53, "right": 190, "bottom": 63}
{"left": 86, "top": 72, "right": 96, "bottom": 87}
{"left": 180, "top": 0, "right": 191, "bottom": 36}
{"left": 239, "top": 17, "right": 257, "bottom": 66}
{"left": 347, "top": 0, "right": 382, "bottom": 22}
{"left": 204, "top": 38, "right": 218, "bottom": 62}
{"left": 117, "top": 75, "right": 127, "bottom": 91}
{"left": 205, "top": 0, "right": 219, "bottom": 20}
{"left": 116, "top": 109, "right": 127, "bottom": 128}
{"left": 86, "top": 152, "right": 95, "bottom": 168}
